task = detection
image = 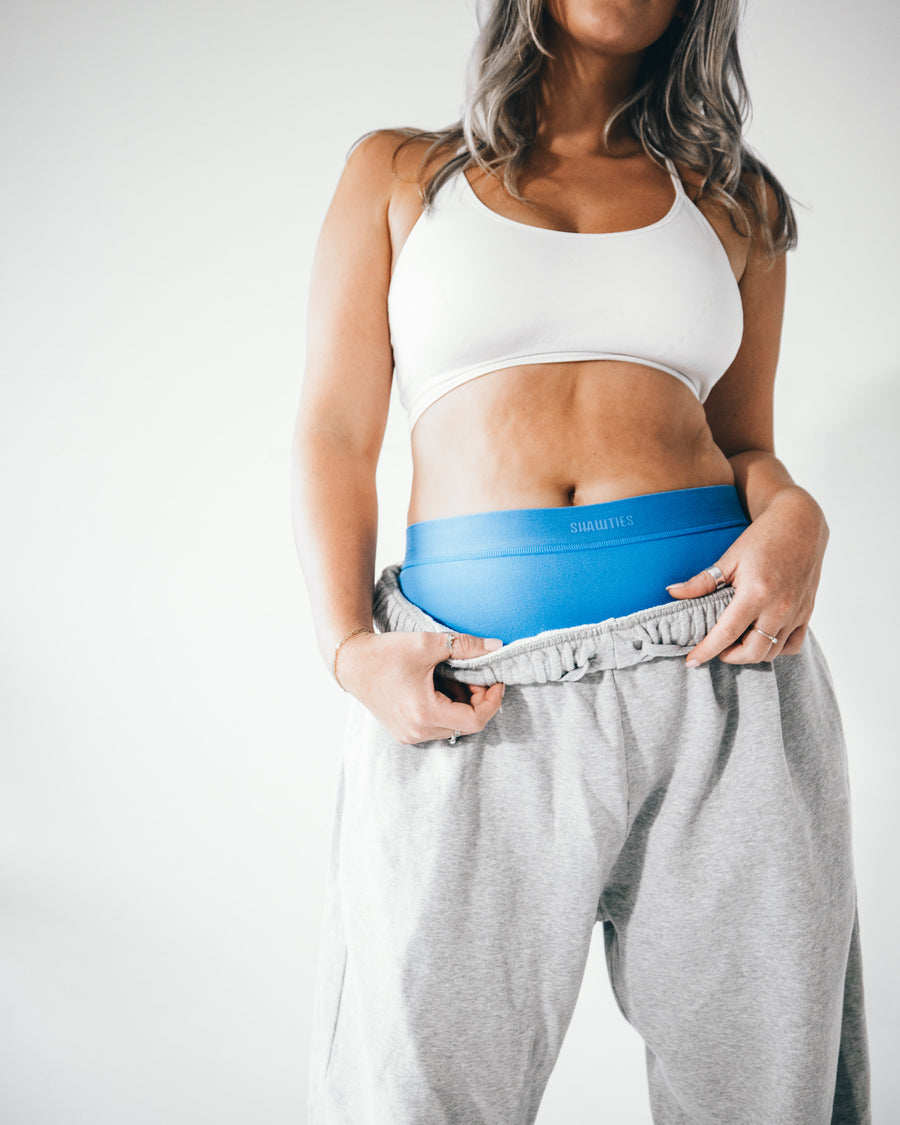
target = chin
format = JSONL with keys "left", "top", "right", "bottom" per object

{"left": 548, "top": 0, "right": 678, "bottom": 54}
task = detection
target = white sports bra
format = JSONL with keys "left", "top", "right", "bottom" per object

{"left": 387, "top": 155, "right": 744, "bottom": 432}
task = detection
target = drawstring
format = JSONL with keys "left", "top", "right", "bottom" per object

{"left": 559, "top": 639, "right": 693, "bottom": 682}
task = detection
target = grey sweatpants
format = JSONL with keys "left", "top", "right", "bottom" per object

{"left": 308, "top": 563, "right": 870, "bottom": 1124}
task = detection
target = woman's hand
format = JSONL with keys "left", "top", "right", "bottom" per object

{"left": 665, "top": 486, "right": 830, "bottom": 666}
{"left": 335, "top": 629, "right": 506, "bottom": 745}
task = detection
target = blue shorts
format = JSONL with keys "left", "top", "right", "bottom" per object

{"left": 398, "top": 484, "right": 750, "bottom": 644}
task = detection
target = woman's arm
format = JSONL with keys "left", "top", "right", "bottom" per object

{"left": 292, "top": 131, "right": 396, "bottom": 665}
{"left": 292, "top": 131, "right": 504, "bottom": 740}
{"left": 666, "top": 177, "right": 830, "bottom": 665}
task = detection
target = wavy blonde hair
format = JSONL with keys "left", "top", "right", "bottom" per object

{"left": 350, "top": 0, "right": 798, "bottom": 260}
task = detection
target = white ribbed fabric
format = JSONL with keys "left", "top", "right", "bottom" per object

{"left": 387, "top": 156, "right": 744, "bottom": 432}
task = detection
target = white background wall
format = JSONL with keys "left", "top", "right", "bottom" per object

{"left": 1, "top": 1, "right": 897, "bottom": 1121}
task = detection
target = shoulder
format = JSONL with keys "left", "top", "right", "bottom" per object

{"left": 324, "top": 129, "right": 419, "bottom": 231}
{"left": 672, "top": 157, "right": 786, "bottom": 279}
{"left": 670, "top": 158, "right": 779, "bottom": 237}
{"left": 737, "top": 168, "right": 782, "bottom": 247}
{"left": 344, "top": 128, "right": 459, "bottom": 193}
{"left": 345, "top": 128, "right": 409, "bottom": 175}
{"left": 336, "top": 129, "right": 404, "bottom": 213}
{"left": 321, "top": 129, "right": 460, "bottom": 279}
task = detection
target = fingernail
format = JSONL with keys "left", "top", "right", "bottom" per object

{"left": 484, "top": 638, "right": 503, "bottom": 651}
{"left": 685, "top": 658, "right": 700, "bottom": 669}
{"left": 666, "top": 582, "right": 685, "bottom": 591}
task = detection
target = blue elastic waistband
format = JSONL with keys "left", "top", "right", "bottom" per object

{"left": 397, "top": 486, "right": 750, "bottom": 643}
{"left": 403, "top": 485, "right": 748, "bottom": 567}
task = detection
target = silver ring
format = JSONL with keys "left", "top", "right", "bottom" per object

{"left": 752, "top": 625, "right": 779, "bottom": 646}
{"left": 448, "top": 730, "right": 461, "bottom": 745}
{"left": 445, "top": 632, "right": 457, "bottom": 659}
{"left": 705, "top": 565, "right": 727, "bottom": 591}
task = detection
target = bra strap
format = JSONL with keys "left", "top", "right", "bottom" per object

{"left": 663, "top": 155, "right": 686, "bottom": 199}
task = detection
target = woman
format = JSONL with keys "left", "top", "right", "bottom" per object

{"left": 293, "top": 1, "right": 870, "bottom": 1121}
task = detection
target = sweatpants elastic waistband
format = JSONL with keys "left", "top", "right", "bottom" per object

{"left": 373, "top": 562, "right": 736, "bottom": 687}
{"left": 402, "top": 484, "right": 748, "bottom": 566}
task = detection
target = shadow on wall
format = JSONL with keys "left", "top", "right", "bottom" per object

{"left": 798, "top": 362, "right": 900, "bottom": 1120}
{"left": 805, "top": 363, "right": 900, "bottom": 626}
{"left": 797, "top": 360, "right": 900, "bottom": 761}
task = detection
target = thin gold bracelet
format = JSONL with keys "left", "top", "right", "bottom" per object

{"left": 331, "top": 626, "right": 374, "bottom": 691}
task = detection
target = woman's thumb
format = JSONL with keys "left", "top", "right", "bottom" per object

{"left": 665, "top": 562, "right": 730, "bottom": 601}
{"left": 443, "top": 631, "right": 504, "bottom": 660}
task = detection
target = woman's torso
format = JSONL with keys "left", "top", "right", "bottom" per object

{"left": 385, "top": 140, "right": 752, "bottom": 525}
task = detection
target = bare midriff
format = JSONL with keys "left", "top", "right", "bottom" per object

{"left": 406, "top": 359, "right": 735, "bottom": 525}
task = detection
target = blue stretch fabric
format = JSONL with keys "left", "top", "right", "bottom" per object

{"left": 398, "top": 485, "right": 750, "bottom": 645}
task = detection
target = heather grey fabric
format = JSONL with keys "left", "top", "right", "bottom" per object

{"left": 308, "top": 564, "right": 870, "bottom": 1124}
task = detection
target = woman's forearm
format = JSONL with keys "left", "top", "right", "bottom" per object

{"left": 728, "top": 448, "right": 829, "bottom": 545}
{"left": 291, "top": 424, "right": 380, "bottom": 668}
{"left": 291, "top": 420, "right": 506, "bottom": 741}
